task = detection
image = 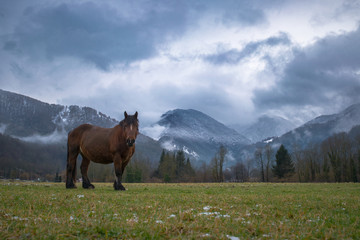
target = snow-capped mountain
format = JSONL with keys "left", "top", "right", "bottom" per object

{"left": 241, "top": 115, "right": 296, "bottom": 143}
{"left": 0, "top": 89, "right": 117, "bottom": 138}
{"left": 237, "top": 103, "right": 360, "bottom": 165}
{"left": 305, "top": 103, "right": 360, "bottom": 134}
{"left": 242, "top": 103, "right": 360, "bottom": 157}
{"left": 277, "top": 103, "right": 360, "bottom": 148}
{"left": 145, "top": 109, "right": 250, "bottom": 162}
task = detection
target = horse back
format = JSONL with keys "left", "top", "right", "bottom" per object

{"left": 68, "top": 124, "right": 93, "bottom": 143}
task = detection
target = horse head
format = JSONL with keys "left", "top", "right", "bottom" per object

{"left": 121, "top": 111, "right": 139, "bottom": 147}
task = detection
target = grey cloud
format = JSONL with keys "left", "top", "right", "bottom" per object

{"left": 2, "top": 1, "right": 269, "bottom": 71}
{"left": 183, "top": 0, "right": 267, "bottom": 26}
{"left": 217, "top": 1, "right": 266, "bottom": 26}
{"left": 254, "top": 25, "right": 360, "bottom": 110}
{"left": 205, "top": 32, "right": 291, "bottom": 65}
{"left": 3, "top": 1, "right": 188, "bottom": 70}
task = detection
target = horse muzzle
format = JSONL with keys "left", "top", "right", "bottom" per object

{"left": 126, "top": 139, "right": 135, "bottom": 147}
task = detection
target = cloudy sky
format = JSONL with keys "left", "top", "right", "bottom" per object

{"left": 1, "top": 0, "right": 360, "bottom": 128}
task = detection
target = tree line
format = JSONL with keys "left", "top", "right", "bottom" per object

{"left": 2, "top": 125, "right": 359, "bottom": 183}
{"left": 254, "top": 125, "right": 360, "bottom": 182}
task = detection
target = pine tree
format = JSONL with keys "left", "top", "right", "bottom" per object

{"left": 155, "top": 150, "right": 176, "bottom": 182}
{"left": 184, "top": 158, "right": 195, "bottom": 182}
{"left": 175, "top": 150, "right": 186, "bottom": 181}
{"left": 273, "top": 145, "right": 294, "bottom": 178}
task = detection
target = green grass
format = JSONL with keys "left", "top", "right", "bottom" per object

{"left": 0, "top": 181, "right": 359, "bottom": 239}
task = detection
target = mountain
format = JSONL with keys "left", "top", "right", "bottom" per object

{"left": 0, "top": 89, "right": 162, "bottom": 174}
{"left": 0, "top": 89, "right": 118, "bottom": 137}
{"left": 241, "top": 103, "right": 360, "bottom": 160}
{"left": 146, "top": 109, "right": 250, "bottom": 163}
{"left": 241, "top": 115, "right": 296, "bottom": 143}
{"left": 276, "top": 103, "right": 360, "bottom": 148}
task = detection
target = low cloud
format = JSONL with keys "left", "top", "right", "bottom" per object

{"left": 141, "top": 124, "right": 167, "bottom": 141}
{"left": 14, "top": 128, "right": 67, "bottom": 144}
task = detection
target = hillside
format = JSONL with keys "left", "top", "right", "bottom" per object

{"left": 241, "top": 115, "right": 296, "bottom": 143}
{"left": 277, "top": 103, "right": 360, "bottom": 149}
{"left": 239, "top": 103, "right": 360, "bottom": 163}
{"left": 146, "top": 109, "right": 250, "bottom": 163}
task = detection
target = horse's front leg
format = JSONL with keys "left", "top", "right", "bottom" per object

{"left": 113, "top": 155, "right": 126, "bottom": 191}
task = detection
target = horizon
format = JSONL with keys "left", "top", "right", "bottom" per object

{"left": 1, "top": 1, "right": 360, "bottom": 127}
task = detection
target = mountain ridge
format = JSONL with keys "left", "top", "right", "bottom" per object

{"left": 243, "top": 103, "right": 360, "bottom": 158}
{"left": 2, "top": 88, "right": 360, "bottom": 167}
{"left": 0, "top": 89, "right": 118, "bottom": 137}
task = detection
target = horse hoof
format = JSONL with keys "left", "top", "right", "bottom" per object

{"left": 114, "top": 184, "right": 126, "bottom": 191}
{"left": 66, "top": 184, "right": 77, "bottom": 189}
{"left": 83, "top": 183, "right": 95, "bottom": 189}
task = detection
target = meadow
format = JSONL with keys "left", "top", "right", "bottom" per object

{"left": 0, "top": 181, "right": 359, "bottom": 239}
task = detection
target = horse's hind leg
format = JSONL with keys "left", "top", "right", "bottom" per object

{"left": 66, "top": 144, "right": 78, "bottom": 189}
{"left": 80, "top": 157, "right": 95, "bottom": 189}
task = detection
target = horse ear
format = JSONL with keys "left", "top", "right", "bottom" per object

{"left": 124, "top": 111, "right": 128, "bottom": 119}
{"left": 134, "top": 111, "right": 138, "bottom": 119}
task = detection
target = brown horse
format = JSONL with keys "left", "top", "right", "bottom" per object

{"left": 66, "top": 111, "right": 139, "bottom": 190}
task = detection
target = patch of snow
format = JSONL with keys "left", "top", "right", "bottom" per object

{"left": 263, "top": 138, "right": 273, "bottom": 144}
{"left": 199, "top": 212, "right": 220, "bottom": 216}
{"left": 201, "top": 233, "right": 211, "bottom": 237}
{"left": 183, "top": 146, "right": 199, "bottom": 159}
{"left": 226, "top": 235, "right": 240, "bottom": 240}
{"left": 203, "top": 206, "right": 211, "bottom": 211}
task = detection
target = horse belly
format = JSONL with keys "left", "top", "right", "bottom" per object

{"left": 80, "top": 145, "right": 113, "bottom": 164}
{"left": 91, "top": 153, "right": 113, "bottom": 164}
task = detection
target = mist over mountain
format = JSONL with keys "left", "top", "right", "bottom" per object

{"left": 241, "top": 103, "right": 360, "bottom": 161}
{"left": 276, "top": 103, "right": 360, "bottom": 149}
{"left": 241, "top": 115, "right": 296, "bottom": 143}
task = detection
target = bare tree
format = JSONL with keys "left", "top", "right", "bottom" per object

{"left": 264, "top": 144, "right": 273, "bottom": 182}
{"left": 211, "top": 145, "right": 228, "bottom": 182}
{"left": 323, "top": 132, "right": 352, "bottom": 182}
{"left": 255, "top": 147, "right": 265, "bottom": 182}
{"left": 231, "top": 162, "right": 249, "bottom": 182}
{"left": 292, "top": 143, "right": 304, "bottom": 182}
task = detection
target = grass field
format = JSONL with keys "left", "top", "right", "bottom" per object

{"left": 0, "top": 181, "right": 359, "bottom": 239}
